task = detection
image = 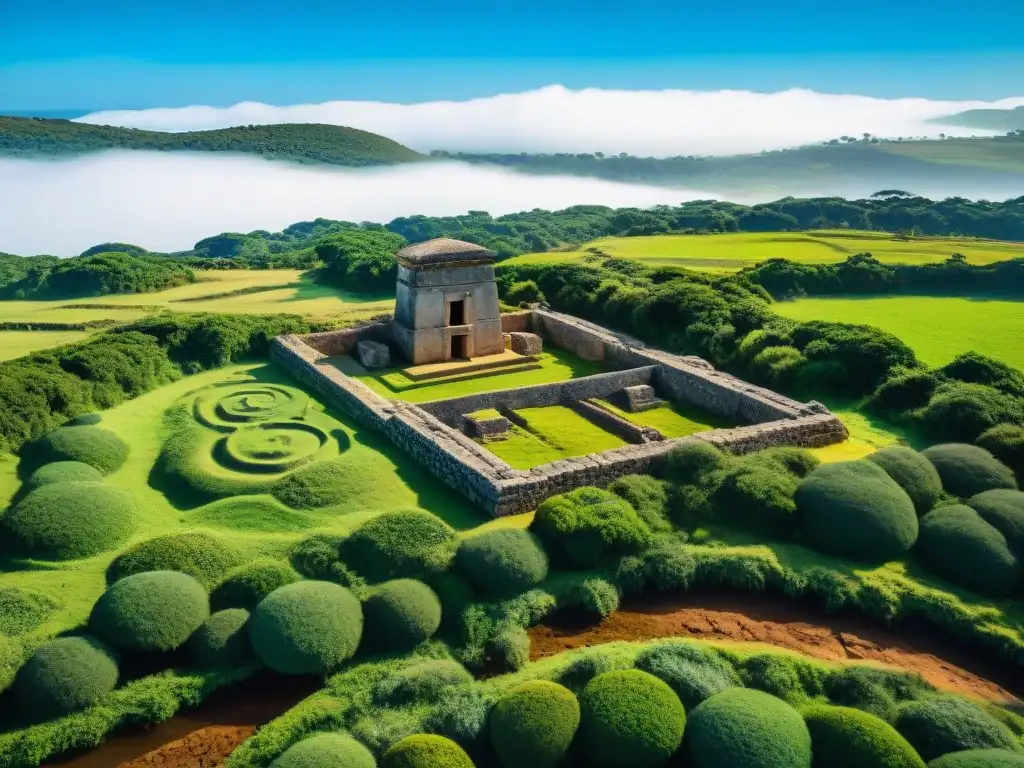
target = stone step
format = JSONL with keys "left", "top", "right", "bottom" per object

{"left": 403, "top": 350, "right": 538, "bottom": 381}
{"left": 389, "top": 362, "right": 543, "bottom": 391}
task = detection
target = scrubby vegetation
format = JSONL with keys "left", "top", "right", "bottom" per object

{"left": 894, "top": 697, "right": 1021, "bottom": 762}
{"left": 362, "top": 580, "right": 442, "bottom": 652}
{"left": 0, "top": 252, "right": 194, "bottom": 300}
{"left": 107, "top": 532, "right": 241, "bottom": 588}
{"left": 456, "top": 529, "right": 549, "bottom": 597}
{"left": 340, "top": 510, "right": 458, "bottom": 583}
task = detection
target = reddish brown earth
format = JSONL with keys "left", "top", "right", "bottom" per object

{"left": 530, "top": 590, "right": 1023, "bottom": 705}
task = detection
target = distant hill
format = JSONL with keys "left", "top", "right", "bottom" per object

{"left": 0, "top": 117, "right": 426, "bottom": 166}
{"left": 930, "top": 106, "right": 1024, "bottom": 132}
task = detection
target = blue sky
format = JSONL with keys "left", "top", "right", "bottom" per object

{"left": 2, "top": 0, "right": 1023, "bottom": 111}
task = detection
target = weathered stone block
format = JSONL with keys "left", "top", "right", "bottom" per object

{"left": 508, "top": 331, "right": 543, "bottom": 356}
{"left": 464, "top": 414, "right": 510, "bottom": 439}
{"left": 357, "top": 340, "right": 391, "bottom": 369}
{"left": 620, "top": 384, "right": 661, "bottom": 412}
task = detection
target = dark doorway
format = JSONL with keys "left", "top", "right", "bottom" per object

{"left": 451, "top": 335, "right": 467, "bottom": 359}
{"left": 449, "top": 299, "right": 465, "bottom": 326}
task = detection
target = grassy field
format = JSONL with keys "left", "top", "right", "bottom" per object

{"left": 775, "top": 295, "right": 1024, "bottom": 370}
{"left": 598, "top": 398, "right": 733, "bottom": 438}
{"left": 0, "top": 330, "right": 92, "bottom": 361}
{"left": 505, "top": 230, "right": 1024, "bottom": 273}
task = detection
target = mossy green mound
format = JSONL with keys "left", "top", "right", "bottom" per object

{"left": 490, "top": 680, "right": 580, "bottom": 768}
{"left": 249, "top": 580, "right": 362, "bottom": 674}
{"left": 221, "top": 422, "right": 329, "bottom": 474}
{"left": 382, "top": 734, "right": 474, "bottom": 768}
{"left": 635, "top": 642, "right": 739, "bottom": 710}
{"left": 686, "top": 688, "right": 811, "bottom": 768}
{"left": 197, "top": 384, "right": 309, "bottom": 430}
{"left": 579, "top": 669, "right": 686, "bottom": 768}
{"left": 929, "top": 750, "right": 1024, "bottom": 768}
{"left": 803, "top": 704, "right": 925, "bottom": 768}
{"left": 922, "top": 444, "right": 1018, "bottom": 498}
{"left": 0, "top": 587, "right": 60, "bottom": 635}
{"left": 271, "top": 458, "right": 354, "bottom": 509}
{"left": 373, "top": 659, "right": 472, "bottom": 707}
{"left": 20, "top": 425, "right": 129, "bottom": 475}
{"left": 531, "top": 487, "right": 653, "bottom": 569}
{"left": 340, "top": 510, "right": 458, "bottom": 583}
{"left": 796, "top": 460, "right": 918, "bottom": 562}
{"left": 11, "top": 636, "right": 118, "bottom": 719}
{"left": 869, "top": 446, "right": 943, "bottom": 514}
{"left": 967, "top": 489, "right": 1024, "bottom": 556}
{"left": 212, "top": 558, "right": 300, "bottom": 611}
{"left": 107, "top": 532, "right": 241, "bottom": 588}
{"left": 90, "top": 571, "right": 210, "bottom": 653}
{"left": 1, "top": 481, "right": 137, "bottom": 560}
{"left": 916, "top": 505, "right": 1020, "bottom": 596}
{"left": 362, "top": 579, "right": 441, "bottom": 652}
{"left": 24, "top": 461, "right": 103, "bottom": 491}
{"left": 190, "top": 496, "right": 315, "bottom": 533}
{"left": 895, "top": 697, "right": 1019, "bottom": 762}
{"left": 608, "top": 474, "right": 672, "bottom": 532}
{"left": 269, "top": 732, "right": 376, "bottom": 768}
{"left": 455, "top": 529, "right": 549, "bottom": 597}
{"left": 663, "top": 442, "right": 729, "bottom": 487}
{"left": 188, "top": 608, "right": 255, "bottom": 668}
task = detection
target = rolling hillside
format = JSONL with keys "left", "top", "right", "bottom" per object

{"left": 930, "top": 106, "right": 1024, "bottom": 132}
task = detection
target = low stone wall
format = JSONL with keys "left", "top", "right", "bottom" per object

{"left": 500, "top": 311, "right": 533, "bottom": 333}
{"left": 300, "top": 322, "right": 393, "bottom": 356}
{"left": 568, "top": 399, "right": 656, "bottom": 444}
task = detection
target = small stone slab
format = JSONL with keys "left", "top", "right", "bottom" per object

{"left": 508, "top": 332, "right": 543, "bottom": 356}
{"left": 356, "top": 340, "right": 391, "bottom": 369}
{"left": 620, "top": 384, "right": 662, "bottom": 413}
{"left": 465, "top": 414, "right": 510, "bottom": 439}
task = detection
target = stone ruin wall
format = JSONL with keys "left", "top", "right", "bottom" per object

{"left": 272, "top": 309, "right": 848, "bottom": 517}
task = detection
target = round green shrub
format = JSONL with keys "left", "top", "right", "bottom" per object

{"left": 922, "top": 444, "right": 1018, "bottom": 498}
{"left": 967, "top": 489, "right": 1024, "bottom": 556}
{"left": 531, "top": 487, "right": 653, "bottom": 569}
{"left": 608, "top": 474, "right": 672, "bottom": 532}
{"left": 12, "top": 636, "right": 118, "bottom": 719}
{"left": 490, "top": 680, "right": 580, "bottom": 768}
{"left": 803, "top": 704, "right": 926, "bottom": 768}
{"left": 1, "top": 482, "right": 137, "bottom": 560}
{"left": 373, "top": 659, "right": 472, "bottom": 707}
{"left": 662, "top": 442, "right": 729, "bottom": 487}
{"left": 270, "top": 732, "right": 376, "bottom": 768}
{"left": 65, "top": 413, "right": 102, "bottom": 426}
{"left": 212, "top": 558, "right": 300, "bottom": 611}
{"left": 490, "top": 626, "right": 530, "bottom": 673}
{"left": 916, "top": 505, "right": 1020, "bottom": 596}
{"left": 895, "top": 697, "right": 1019, "bottom": 762}
{"left": 423, "top": 690, "right": 490, "bottom": 754}
{"left": 796, "top": 460, "right": 918, "bottom": 562}
{"left": 20, "top": 425, "right": 129, "bottom": 475}
{"left": 579, "top": 669, "right": 686, "bottom": 768}
{"left": 339, "top": 510, "right": 458, "bottom": 583}
{"left": 929, "top": 750, "right": 1024, "bottom": 768}
{"left": 686, "top": 688, "right": 812, "bottom": 768}
{"left": 757, "top": 447, "right": 820, "bottom": 478}
{"left": 24, "top": 461, "right": 103, "bottom": 491}
{"left": 362, "top": 579, "right": 441, "bottom": 652}
{"left": 635, "top": 642, "right": 739, "bottom": 710}
{"left": 107, "top": 532, "right": 241, "bottom": 588}
{"left": 713, "top": 462, "right": 800, "bottom": 537}
{"left": 739, "top": 653, "right": 813, "bottom": 702}
{"left": 382, "top": 734, "right": 474, "bottom": 768}
{"left": 289, "top": 534, "right": 347, "bottom": 581}
{"left": 869, "top": 446, "right": 943, "bottom": 514}
{"left": 249, "top": 580, "right": 362, "bottom": 674}
{"left": 455, "top": 529, "right": 548, "bottom": 597}
{"left": 90, "top": 571, "right": 209, "bottom": 652}
{"left": 272, "top": 458, "right": 358, "bottom": 509}
{"left": 977, "top": 424, "right": 1024, "bottom": 481}
{"left": 188, "top": 608, "right": 255, "bottom": 668}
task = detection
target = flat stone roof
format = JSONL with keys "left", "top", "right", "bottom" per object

{"left": 396, "top": 238, "right": 496, "bottom": 266}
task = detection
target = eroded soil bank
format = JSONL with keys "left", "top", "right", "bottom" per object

{"left": 529, "top": 589, "right": 1024, "bottom": 705}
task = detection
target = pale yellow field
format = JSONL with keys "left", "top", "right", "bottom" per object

{"left": 0, "top": 330, "right": 93, "bottom": 360}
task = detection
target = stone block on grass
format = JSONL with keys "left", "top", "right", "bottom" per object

{"left": 509, "top": 332, "right": 543, "bottom": 356}
{"left": 357, "top": 340, "right": 391, "bottom": 369}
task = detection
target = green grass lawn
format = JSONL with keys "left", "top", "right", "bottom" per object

{"left": 0, "top": 330, "right": 92, "bottom": 361}
{"left": 505, "top": 230, "right": 1023, "bottom": 273}
{"left": 597, "top": 398, "right": 733, "bottom": 438}
{"left": 480, "top": 405, "right": 627, "bottom": 469}
{"left": 774, "top": 295, "right": 1024, "bottom": 370}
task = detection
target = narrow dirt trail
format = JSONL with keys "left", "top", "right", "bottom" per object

{"left": 529, "top": 590, "right": 1024, "bottom": 705}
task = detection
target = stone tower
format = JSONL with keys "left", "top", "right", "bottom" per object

{"left": 391, "top": 238, "right": 505, "bottom": 365}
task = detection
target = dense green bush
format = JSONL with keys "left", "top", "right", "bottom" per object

{"left": 796, "top": 460, "right": 918, "bottom": 562}
{"left": 269, "top": 732, "right": 376, "bottom": 768}
{"left": 1, "top": 481, "right": 137, "bottom": 560}
{"left": 490, "top": 626, "right": 531, "bottom": 673}
{"left": 90, "top": 571, "right": 210, "bottom": 652}
{"left": 823, "top": 665, "right": 931, "bottom": 721}
{"left": 803, "top": 704, "right": 926, "bottom": 768}
{"left": 423, "top": 689, "right": 490, "bottom": 754}
{"left": 248, "top": 580, "right": 362, "bottom": 674}
{"left": 362, "top": 579, "right": 442, "bottom": 652}
{"left": 373, "top": 659, "right": 472, "bottom": 707}
{"left": 11, "top": 636, "right": 119, "bottom": 719}
{"left": 713, "top": 459, "right": 800, "bottom": 536}
{"left": 615, "top": 542, "right": 696, "bottom": 596}
{"left": 339, "top": 510, "right": 458, "bottom": 583}
{"left": 739, "top": 653, "right": 821, "bottom": 702}
{"left": 967, "top": 489, "right": 1024, "bottom": 556}
{"left": 531, "top": 487, "right": 653, "bottom": 569}
{"left": 211, "top": 558, "right": 300, "bottom": 611}
{"left": 490, "top": 680, "right": 579, "bottom": 768}
{"left": 686, "top": 688, "right": 812, "bottom": 768}
{"left": 929, "top": 750, "right": 1024, "bottom": 768}
{"left": 289, "top": 534, "right": 350, "bottom": 583}
{"left": 635, "top": 641, "right": 738, "bottom": 710}
{"left": 19, "top": 425, "right": 129, "bottom": 475}
{"left": 505, "top": 280, "right": 544, "bottom": 305}
{"left": 187, "top": 608, "right": 255, "bottom": 668}
{"left": 662, "top": 442, "right": 729, "bottom": 487}
{"left": 107, "top": 532, "right": 241, "bottom": 588}
{"left": 922, "top": 444, "right": 1018, "bottom": 498}
{"left": 868, "top": 446, "right": 943, "bottom": 514}
{"left": 895, "top": 697, "right": 1020, "bottom": 762}
{"left": 272, "top": 458, "right": 354, "bottom": 509}
{"left": 382, "top": 734, "right": 474, "bottom": 768}
{"left": 455, "top": 529, "right": 549, "bottom": 597}
{"left": 23, "top": 460, "right": 102, "bottom": 490}
{"left": 977, "top": 424, "right": 1024, "bottom": 481}
{"left": 913, "top": 383, "right": 1024, "bottom": 444}
{"left": 0, "top": 252, "right": 194, "bottom": 300}
{"left": 608, "top": 474, "right": 672, "bottom": 532}
{"left": 578, "top": 669, "right": 686, "bottom": 768}
{"left": 559, "top": 577, "right": 620, "bottom": 618}
{"left": 916, "top": 505, "right": 1020, "bottom": 596}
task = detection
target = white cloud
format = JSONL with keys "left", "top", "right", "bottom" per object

{"left": 77, "top": 85, "right": 1024, "bottom": 157}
